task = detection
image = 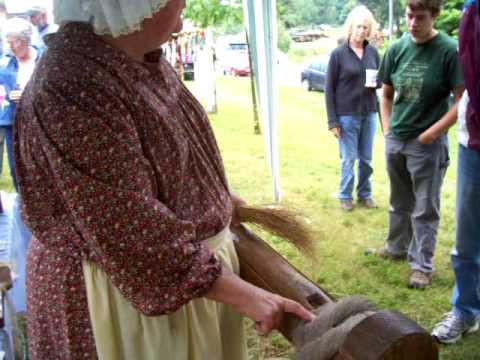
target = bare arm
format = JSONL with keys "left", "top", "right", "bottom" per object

{"left": 418, "top": 85, "right": 465, "bottom": 144}
{"left": 230, "top": 192, "right": 246, "bottom": 226}
{"left": 223, "top": 194, "right": 314, "bottom": 333}
{"left": 206, "top": 267, "right": 315, "bottom": 335}
{"left": 381, "top": 84, "right": 394, "bottom": 135}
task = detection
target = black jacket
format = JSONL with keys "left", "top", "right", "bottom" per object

{"left": 325, "top": 40, "right": 380, "bottom": 129}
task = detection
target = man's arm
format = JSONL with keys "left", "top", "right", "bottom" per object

{"left": 381, "top": 84, "right": 394, "bottom": 135}
{"left": 418, "top": 85, "right": 465, "bottom": 144}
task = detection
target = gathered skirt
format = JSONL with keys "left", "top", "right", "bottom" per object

{"left": 82, "top": 226, "right": 247, "bottom": 360}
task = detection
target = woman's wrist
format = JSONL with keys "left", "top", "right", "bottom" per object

{"left": 205, "top": 266, "right": 251, "bottom": 307}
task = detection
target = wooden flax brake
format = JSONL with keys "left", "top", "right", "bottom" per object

{"left": 231, "top": 224, "right": 439, "bottom": 360}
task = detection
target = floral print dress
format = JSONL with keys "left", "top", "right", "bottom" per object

{"left": 14, "top": 23, "right": 233, "bottom": 359}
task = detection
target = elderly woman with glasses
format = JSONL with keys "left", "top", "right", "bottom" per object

{"left": 14, "top": 1, "right": 314, "bottom": 359}
{"left": 0, "top": 17, "right": 40, "bottom": 191}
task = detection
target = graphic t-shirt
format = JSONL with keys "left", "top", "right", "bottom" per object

{"left": 379, "top": 32, "right": 464, "bottom": 140}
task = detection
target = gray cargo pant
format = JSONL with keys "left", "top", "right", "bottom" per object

{"left": 384, "top": 134, "right": 449, "bottom": 273}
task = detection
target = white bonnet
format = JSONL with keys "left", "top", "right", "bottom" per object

{"left": 53, "top": 0, "right": 171, "bottom": 37}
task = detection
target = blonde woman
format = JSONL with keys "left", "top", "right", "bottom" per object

{"left": 325, "top": 6, "right": 380, "bottom": 211}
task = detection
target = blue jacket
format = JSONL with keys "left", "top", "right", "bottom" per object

{"left": 0, "top": 65, "right": 16, "bottom": 126}
{"left": 0, "top": 47, "right": 41, "bottom": 126}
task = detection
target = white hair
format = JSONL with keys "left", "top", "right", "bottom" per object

{"left": 344, "top": 5, "right": 378, "bottom": 40}
{"left": 3, "top": 17, "right": 34, "bottom": 44}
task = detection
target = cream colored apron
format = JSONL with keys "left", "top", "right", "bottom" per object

{"left": 82, "top": 226, "right": 247, "bottom": 360}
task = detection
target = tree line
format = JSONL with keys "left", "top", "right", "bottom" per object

{"left": 184, "top": 0, "right": 464, "bottom": 41}
{"left": 278, "top": 0, "right": 463, "bottom": 36}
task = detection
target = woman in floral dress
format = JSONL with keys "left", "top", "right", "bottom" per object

{"left": 14, "top": 1, "right": 313, "bottom": 359}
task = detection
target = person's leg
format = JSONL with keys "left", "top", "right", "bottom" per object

{"left": 0, "top": 126, "right": 5, "bottom": 213}
{"left": 405, "top": 135, "right": 447, "bottom": 275}
{"left": 384, "top": 135, "right": 413, "bottom": 256}
{"left": 10, "top": 195, "right": 32, "bottom": 314}
{"left": 432, "top": 145, "right": 480, "bottom": 343}
{"left": 357, "top": 112, "right": 377, "bottom": 202}
{"left": 0, "top": 126, "right": 5, "bottom": 177}
{"left": 5, "top": 126, "right": 17, "bottom": 192}
{"left": 451, "top": 145, "right": 480, "bottom": 322}
{"left": 337, "top": 115, "right": 360, "bottom": 201}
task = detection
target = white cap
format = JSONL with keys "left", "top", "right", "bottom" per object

{"left": 53, "top": 0, "right": 170, "bottom": 37}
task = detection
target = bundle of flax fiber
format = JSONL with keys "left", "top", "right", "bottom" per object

{"left": 235, "top": 204, "right": 317, "bottom": 257}
{"left": 235, "top": 205, "right": 380, "bottom": 360}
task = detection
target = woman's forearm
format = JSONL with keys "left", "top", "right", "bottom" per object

{"left": 205, "top": 266, "right": 314, "bottom": 334}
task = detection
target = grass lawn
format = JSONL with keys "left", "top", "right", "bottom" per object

{"left": 1, "top": 152, "right": 14, "bottom": 193}
{"left": 206, "top": 76, "right": 479, "bottom": 359}
{"left": 1, "top": 76, "right": 478, "bottom": 359}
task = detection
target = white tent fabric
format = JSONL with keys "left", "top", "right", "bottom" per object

{"left": 4, "top": 0, "right": 53, "bottom": 14}
{"left": 242, "top": 0, "right": 281, "bottom": 202}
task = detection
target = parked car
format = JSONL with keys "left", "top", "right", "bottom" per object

{"left": 216, "top": 42, "right": 251, "bottom": 76}
{"left": 300, "top": 56, "right": 329, "bottom": 92}
{"left": 223, "top": 56, "right": 250, "bottom": 76}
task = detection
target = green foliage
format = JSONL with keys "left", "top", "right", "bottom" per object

{"left": 185, "top": 0, "right": 463, "bottom": 40}
{"left": 337, "top": 0, "right": 359, "bottom": 25}
{"left": 277, "top": 22, "right": 293, "bottom": 52}
{"left": 185, "top": 0, "right": 292, "bottom": 50}
{"left": 436, "top": 0, "right": 463, "bottom": 37}
{"left": 358, "top": 0, "right": 406, "bottom": 28}
{"left": 277, "top": 0, "right": 406, "bottom": 28}
{"left": 277, "top": 0, "right": 339, "bottom": 28}
{"left": 184, "top": 0, "right": 243, "bottom": 29}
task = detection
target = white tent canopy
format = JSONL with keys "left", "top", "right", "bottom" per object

{"left": 3, "top": 0, "right": 53, "bottom": 14}
{"left": 242, "top": 0, "right": 281, "bottom": 202}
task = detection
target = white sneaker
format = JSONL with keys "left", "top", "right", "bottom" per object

{"left": 431, "top": 311, "right": 479, "bottom": 344}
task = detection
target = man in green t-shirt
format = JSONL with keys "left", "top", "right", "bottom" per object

{"left": 375, "top": 0, "right": 464, "bottom": 289}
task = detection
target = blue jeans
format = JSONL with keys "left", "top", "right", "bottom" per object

{"left": 0, "top": 125, "right": 17, "bottom": 191}
{"left": 0, "top": 126, "right": 4, "bottom": 176}
{"left": 9, "top": 195, "right": 32, "bottom": 314}
{"left": 451, "top": 145, "right": 480, "bottom": 323}
{"left": 337, "top": 113, "right": 377, "bottom": 200}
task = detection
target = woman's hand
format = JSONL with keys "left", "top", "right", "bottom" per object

{"left": 206, "top": 267, "right": 315, "bottom": 335}
{"left": 330, "top": 127, "right": 341, "bottom": 138}
{"left": 237, "top": 286, "right": 315, "bottom": 334}
{"left": 230, "top": 193, "right": 246, "bottom": 227}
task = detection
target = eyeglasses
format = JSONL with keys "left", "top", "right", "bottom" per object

{"left": 6, "top": 38, "right": 27, "bottom": 48}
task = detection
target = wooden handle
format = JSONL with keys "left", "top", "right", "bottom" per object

{"left": 231, "top": 224, "right": 439, "bottom": 359}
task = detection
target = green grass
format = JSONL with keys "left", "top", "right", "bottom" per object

{"left": 1, "top": 77, "right": 478, "bottom": 359}
{"left": 207, "top": 76, "right": 479, "bottom": 359}
{"left": 0, "top": 151, "right": 14, "bottom": 193}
